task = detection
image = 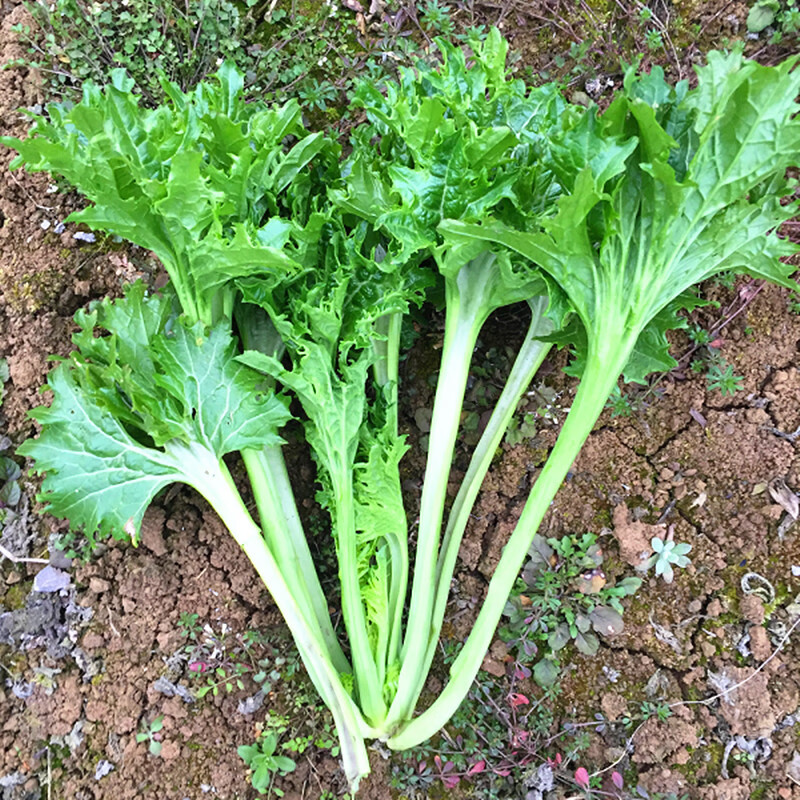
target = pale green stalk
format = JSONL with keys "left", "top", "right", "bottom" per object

{"left": 388, "top": 253, "right": 505, "bottom": 729}
{"left": 400, "top": 297, "right": 553, "bottom": 714}
{"left": 371, "top": 311, "right": 408, "bottom": 673}
{"left": 241, "top": 447, "right": 351, "bottom": 675}
{"left": 170, "top": 440, "right": 374, "bottom": 790}
{"left": 387, "top": 334, "right": 629, "bottom": 749}
{"left": 332, "top": 468, "right": 386, "bottom": 725}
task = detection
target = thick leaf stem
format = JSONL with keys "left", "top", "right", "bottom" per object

{"left": 404, "top": 297, "right": 552, "bottom": 711}
{"left": 172, "top": 441, "right": 373, "bottom": 790}
{"left": 372, "top": 312, "right": 402, "bottom": 415}
{"left": 241, "top": 447, "right": 350, "bottom": 674}
{"left": 334, "top": 471, "right": 387, "bottom": 725}
{"left": 371, "top": 311, "right": 408, "bottom": 670}
{"left": 387, "top": 347, "right": 626, "bottom": 749}
{"left": 388, "top": 258, "right": 495, "bottom": 728}
{"left": 384, "top": 529, "right": 408, "bottom": 683}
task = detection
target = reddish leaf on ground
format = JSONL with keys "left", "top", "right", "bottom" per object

{"left": 507, "top": 692, "right": 530, "bottom": 707}
{"left": 575, "top": 767, "right": 590, "bottom": 789}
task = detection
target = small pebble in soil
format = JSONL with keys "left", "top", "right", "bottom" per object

{"left": 88, "top": 577, "right": 111, "bottom": 594}
{"left": 707, "top": 598, "right": 723, "bottom": 618}
{"left": 73, "top": 231, "right": 96, "bottom": 243}
{"left": 748, "top": 626, "right": 771, "bottom": 660}
{"left": 33, "top": 565, "right": 71, "bottom": 593}
{"left": 739, "top": 594, "right": 766, "bottom": 625}
{"left": 94, "top": 760, "right": 114, "bottom": 780}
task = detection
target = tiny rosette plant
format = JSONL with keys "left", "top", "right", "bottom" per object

{"left": 638, "top": 538, "right": 692, "bottom": 583}
{"left": 238, "top": 733, "right": 296, "bottom": 795}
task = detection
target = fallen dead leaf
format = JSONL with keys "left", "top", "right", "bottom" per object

{"left": 690, "top": 491, "right": 707, "bottom": 509}
{"left": 768, "top": 478, "right": 799, "bottom": 519}
{"left": 649, "top": 612, "right": 682, "bottom": 654}
{"left": 689, "top": 408, "right": 707, "bottom": 427}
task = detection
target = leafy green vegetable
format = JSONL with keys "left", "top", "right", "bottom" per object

{"left": 390, "top": 51, "right": 800, "bottom": 748}
{"left": 20, "top": 285, "right": 290, "bottom": 544}
{"left": 237, "top": 219, "right": 421, "bottom": 723}
{"left": 7, "top": 64, "right": 334, "bottom": 325}
{"left": 335, "top": 31, "right": 565, "bottom": 729}
{"left": 5, "top": 36, "right": 799, "bottom": 792}
{"left": 4, "top": 68, "right": 369, "bottom": 784}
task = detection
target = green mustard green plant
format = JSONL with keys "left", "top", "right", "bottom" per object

{"left": 361, "top": 48, "right": 800, "bottom": 751}
{"left": 4, "top": 32, "right": 799, "bottom": 791}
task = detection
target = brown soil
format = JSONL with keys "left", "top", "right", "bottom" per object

{"left": 2, "top": 1, "right": 800, "bottom": 799}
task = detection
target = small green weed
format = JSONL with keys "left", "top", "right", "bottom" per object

{"left": 685, "top": 327, "right": 743, "bottom": 397}
{"left": 178, "top": 617, "right": 282, "bottom": 699}
{"left": 390, "top": 662, "right": 562, "bottom": 797}
{"left": 504, "top": 410, "right": 539, "bottom": 445}
{"left": 501, "top": 533, "right": 641, "bottom": 687}
{"left": 605, "top": 385, "right": 644, "bottom": 418}
{"left": 688, "top": 325, "right": 713, "bottom": 346}
{"left": 239, "top": 709, "right": 342, "bottom": 795}
{"left": 238, "top": 732, "right": 296, "bottom": 797}
{"left": 136, "top": 715, "right": 164, "bottom": 756}
{"left": 637, "top": 535, "right": 691, "bottom": 584}
{"left": 706, "top": 361, "right": 743, "bottom": 396}
{"left": 11, "top": 0, "right": 259, "bottom": 104}
{"left": 421, "top": 0, "right": 455, "bottom": 37}
{"left": 505, "top": 383, "right": 562, "bottom": 445}
{"left": 644, "top": 700, "right": 672, "bottom": 722}
{"left": 747, "top": 0, "right": 800, "bottom": 40}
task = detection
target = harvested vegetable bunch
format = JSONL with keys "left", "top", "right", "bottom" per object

{"left": 4, "top": 33, "right": 799, "bottom": 790}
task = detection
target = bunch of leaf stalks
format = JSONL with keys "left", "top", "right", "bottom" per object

{"left": 5, "top": 32, "right": 799, "bottom": 790}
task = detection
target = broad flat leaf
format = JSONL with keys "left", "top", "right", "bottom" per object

{"left": 0, "top": 456, "right": 21, "bottom": 483}
{"left": 548, "top": 624, "right": 570, "bottom": 651}
{"left": 589, "top": 606, "right": 625, "bottom": 636}
{"left": 337, "top": 28, "right": 566, "bottom": 280}
{"left": 747, "top": 1, "right": 778, "bottom": 31}
{"left": 272, "top": 756, "right": 297, "bottom": 774}
{"left": 442, "top": 51, "right": 800, "bottom": 384}
{"left": 20, "top": 364, "right": 187, "bottom": 543}
{"left": 533, "top": 657, "right": 559, "bottom": 687}
{"left": 0, "top": 478, "right": 21, "bottom": 507}
{"left": 21, "top": 288, "right": 291, "bottom": 544}
{"left": 1, "top": 66, "right": 335, "bottom": 323}
{"left": 574, "top": 631, "right": 599, "bottom": 656}
{"left": 149, "top": 321, "right": 291, "bottom": 452}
